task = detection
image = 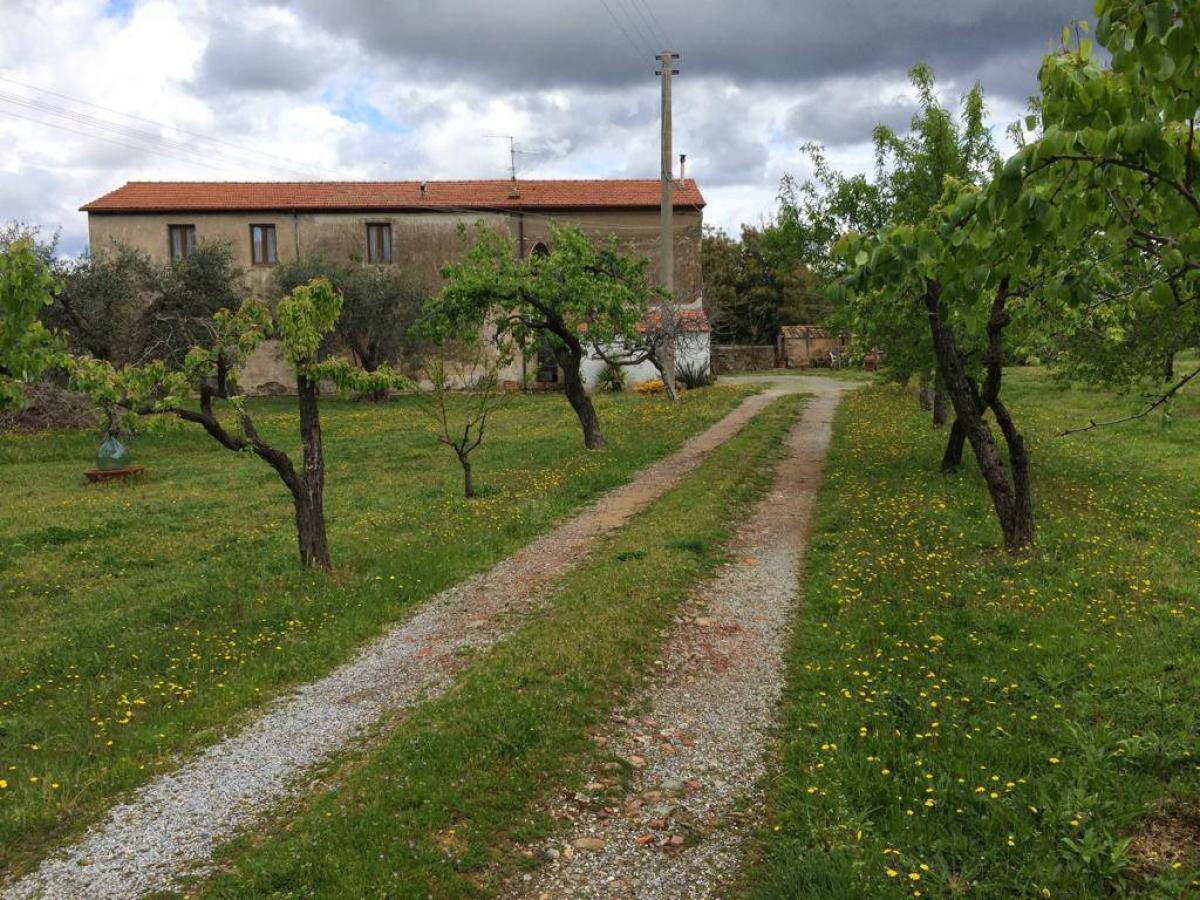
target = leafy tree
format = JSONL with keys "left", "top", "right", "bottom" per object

{"left": 136, "top": 241, "right": 244, "bottom": 366}
{"left": 1012, "top": 2, "right": 1200, "bottom": 426}
{"left": 275, "top": 258, "right": 428, "bottom": 388}
{"left": 702, "top": 221, "right": 828, "bottom": 345}
{"left": 428, "top": 222, "right": 651, "bottom": 449}
{"left": 838, "top": 179, "right": 1054, "bottom": 552}
{"left": 0, "top": 238, "right": 62, "bottom": 409}
{"left": 0, "top": 221, "right": 58, "bottom": 265}
{"left": 68, "top": 278, "right": 409, "bottom": 570}
{"left": 46, "top": 245, "right": 156, "bottom": 364}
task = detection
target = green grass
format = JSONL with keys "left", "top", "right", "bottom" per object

{"left": 194, "top": 394, "right": 806, "bottom": 898}
{"left": 745, "top": 369, "right": 1200, "bottom": 898}
{"left": 0, "top": 386, "right": 752, "bottom": 875}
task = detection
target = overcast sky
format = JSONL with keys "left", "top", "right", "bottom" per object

{"left": 0, "top": 0, "right": 1090, "bottom": 256}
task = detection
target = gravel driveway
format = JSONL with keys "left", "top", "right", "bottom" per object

{"left": 2, "top": 386, "right": 807, "bottom": 900}
{"left": 511, "top": 378, "right": 851, "bottom": 899}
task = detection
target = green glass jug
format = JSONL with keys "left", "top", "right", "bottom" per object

{"left": 97, "top": 432, "right": 131, "bottom": 470}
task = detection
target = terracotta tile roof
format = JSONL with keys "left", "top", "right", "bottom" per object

{"left": 640, "top": 308, "right": 710, "bottom": 332}
{"left": 579, "top": 308, "right": 710, "bottom": 335}
{"left": 80, "top": 179, "right": 706, "bottom": 213}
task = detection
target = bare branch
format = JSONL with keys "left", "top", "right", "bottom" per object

{"left": 1060, "top": 365, "right": 1200, "bottom": 436}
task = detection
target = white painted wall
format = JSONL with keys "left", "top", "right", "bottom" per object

{"left": 581, "top": 332, "right": 712, "bottom": 391}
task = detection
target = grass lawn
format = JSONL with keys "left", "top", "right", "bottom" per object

{"left": 746, "top": 369, "right": 1200, "bottom": 898}
{"left": 0, "top": 386, "right": 752, "bottom": 876}
{"left": 194, "top": 393, "right": 806, "bottom": 898}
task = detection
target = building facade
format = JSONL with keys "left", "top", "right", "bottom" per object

{"left": 81, "top": 179, "right": 709, "bottom": 392}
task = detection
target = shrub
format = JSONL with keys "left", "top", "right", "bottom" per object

{"left": 633, "top": 378, "right": 687, "bottom": 396}
{"left": 596, "top": 363, "right": 627, "bottom": 392}
{"left": 676, "top": 360, "right": 716, "bottom": 389}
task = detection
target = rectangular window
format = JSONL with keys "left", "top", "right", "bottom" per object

{"left": 250, "top": 224, "right": 277, "bottom": 266}
{"left": 366, "top": 223, "right": 392, "bottom": 264}
{"left": 168, "top": 225, "right": 196, "bottom": 261}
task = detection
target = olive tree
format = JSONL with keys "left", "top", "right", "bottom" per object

{"left": 47, "top": 245, "right": 156, "bottom": 364}
{"left": 275, "top": 258, "right": 428, "bottom": 387}
{"left": 427, "top": 222, "right": 652, "bottom": 449}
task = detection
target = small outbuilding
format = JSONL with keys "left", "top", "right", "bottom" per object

{"left": 777, "top": 325, "right": 848, "bottom": 369}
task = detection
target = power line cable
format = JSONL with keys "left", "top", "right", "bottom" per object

{"left": 622, "top": 0, "right": 666, "bottom": 51}
{"left": 611, "top": 0, "right": 657, "bottom": 54}
{"left": 0, "top": 91, "right": 319, "bottom": 178}
{"left": 0, "top": 75, "right": 337, "bottom": 177}
{"left": 597, "top": 0, "right": 651, "bottom": 63}
{"left": 634, "top": 0, "right": 671, "bottom": 48}
{"left": 0, "top": 106, "right": 240, "bottom": 175}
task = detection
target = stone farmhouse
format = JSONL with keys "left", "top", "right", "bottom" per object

{"left": 80, "top": 179, "right": 711, "bottom": 392}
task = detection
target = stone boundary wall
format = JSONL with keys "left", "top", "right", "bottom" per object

{"left": 712, "top": 344, "right": 777, "bottom": 374}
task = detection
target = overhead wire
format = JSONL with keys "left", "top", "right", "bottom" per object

{"left": 633, "top": 0, "right": 671, "bottom": 49}
{"left": 597, "top": 0, "right": 652, "bottom": 64}
{"left": 0, "top": 90, "right": 331, "bottom": 180}
{"left": 611, "top": 0, "right": 658, "bottom": 55}
{"left": 0, "top": 75, "right": 336, "bottom": 177}
{"left": 0, "top": 106, "right": 243, "bottom": 176}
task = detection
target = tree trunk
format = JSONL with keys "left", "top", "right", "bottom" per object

{"left": 924, "top": 280, "right": 1033, "bottom": 552}
{"left": 460, "top": 455, "right": 475, "bottom": 498}
{"left": 294, "top": 375, "right": 331, "bottom": 569}
{"left": 659, "top": 334, "right": 680, "bottom": 402}
{"left": 918, "top": 369, "right": 934, "bottom": 411}
{"left": 988, "top": 394, "right": 1034, "bottom": 548}
{"left": 932, "top": 376, "right": 949, "bottom": 428}
{"left": 940, "top": 419, "right": 966, "bottom": 472}
{"left": 558, "top": 345, "right": 606, "bottom": 449}
{"left": 1164, "top": 351, "right": 1176, "bottom": 383}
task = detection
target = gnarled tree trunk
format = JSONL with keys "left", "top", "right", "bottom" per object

{"left": 557, "top": 342, "right": 606, "bottom": 449}
{"left": 175, "top": 372, "right": 333, "bottom": 570}
{"left": 924, "top": 279, "right": 1034, "bottom": 551}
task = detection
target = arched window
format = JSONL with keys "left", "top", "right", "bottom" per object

{"left": 529, "top": 241, "right": 549, "bottom": 258}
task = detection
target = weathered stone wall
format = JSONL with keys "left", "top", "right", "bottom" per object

{"left": 782, "top": 335, "right": 842, "bottom": 368}
{"left": 712, "top": 344, "right": 777, "bottom": 374}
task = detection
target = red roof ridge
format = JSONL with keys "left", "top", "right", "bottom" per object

{"left": 80, "top": 178, "right": 705, "bottom": 213}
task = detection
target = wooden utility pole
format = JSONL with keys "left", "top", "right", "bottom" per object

{"left": 656, "top": 50, "right": 679, "bottom": 296}
{"left": 656, "top": 50, "right": 681, "bottom": 401}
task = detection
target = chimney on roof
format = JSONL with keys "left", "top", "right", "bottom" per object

{"left": 508, "top": 183, "right": 521, "bottom": 199}
{"left": 679, "top": 154, "right": 687, "bottom": 180}
{"left": 419, "top": 181, "right": 428, "bottom": 199}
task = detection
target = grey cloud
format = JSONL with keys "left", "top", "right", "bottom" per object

{"left": 195, "top": 20, "right": 338, "bottom": 94}
{"left": 785, "top": 84, "right": 916, "bottom": 147}
{"left": 284, "top": 0, "right": 1090, "bottom": 104}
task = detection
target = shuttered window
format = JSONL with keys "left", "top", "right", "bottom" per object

{"left": 366, "top": 223, "right": 392, "bottom": 264}
{"left": 250, "top": 224, "right": 277, "bottom": 266}
{"left": 168, "top": 225, "right": 196, "bottom": 261}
